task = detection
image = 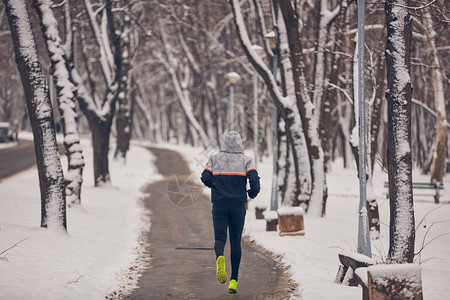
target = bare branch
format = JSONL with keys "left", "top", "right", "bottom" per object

{"left": 415, "top": 219, "right": 450, "bottom": 261}
{"left": 394, "top": 0, "right": 438, "bottom": 11}
{"left": 411, "top": 98, "right": 450, "bottom": 130}
{"left": 67, "top": 275, "right": 84, "bottom": 284}
{"left": 0, "top": 237, "right": 30, "bottom": 262}
{"left": 415, "top": 203, "right": 446, "bottom": 231}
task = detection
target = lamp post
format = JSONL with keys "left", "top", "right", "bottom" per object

{"left": 265, "top": 31, "right": 279, "bottom": 212}
{"left": 251, "top": 44, "right": 264, "bottom": 169}
{"left": 357, "top": 0, "right": 371, "bottom": 257}
{"left": 225, "top": 72, "right": 241, "bottom": 131}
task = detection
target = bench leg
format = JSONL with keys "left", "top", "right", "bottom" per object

{"left": 435, "top": 186, "right": 440, "bottom": 204}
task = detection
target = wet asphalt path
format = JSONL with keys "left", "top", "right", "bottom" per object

{"left": 127, "top": 147, "right": 293, "bottom": 299}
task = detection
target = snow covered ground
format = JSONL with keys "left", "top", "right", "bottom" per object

{"left": 169, "top": 143, "right": 450, "bottom": 300}
{"left": 0, "top": 137, "right": 160, "bottom": 299}
{"left": 1, "top": 139, "right": 449, "bottom": 299}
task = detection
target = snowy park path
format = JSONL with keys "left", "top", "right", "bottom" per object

{"left": 127, "top": 147, "right": 294, "bottom": 299}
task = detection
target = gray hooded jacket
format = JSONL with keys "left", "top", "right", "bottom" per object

{"left": 201, "top": 131, "right": 260, "bottom": 204}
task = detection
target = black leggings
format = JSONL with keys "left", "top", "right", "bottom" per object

{"left": 212, "top": 204, "right": 246, "bottom": 281}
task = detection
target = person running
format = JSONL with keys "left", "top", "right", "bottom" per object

{"left": 201, "top": 131, "right": 260, "bottom": 293}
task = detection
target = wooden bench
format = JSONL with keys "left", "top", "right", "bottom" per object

{"left": 384, "top": 181, "right": 444, "bottom": 204}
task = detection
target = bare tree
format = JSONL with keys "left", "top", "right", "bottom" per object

{"left": 64, "top": 0, "right": 122, "bottom": 186}
{"left": 3, "top": 0, "right": 66, "bottom": 230}
{"left": 276, "top": 0, "right": 327, "bottom": 216}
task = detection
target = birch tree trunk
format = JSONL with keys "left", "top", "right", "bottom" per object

{"left": 4, "top": 0, "right": 67, "bottom": 230}
{"left": 34, "top": 0, "right": 85, "bottom": 206}
{"left": 385, "top": 0, "right": 415, "bottom": 264}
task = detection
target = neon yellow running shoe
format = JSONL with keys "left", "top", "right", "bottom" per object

{"left": 228, "top": 279, "right": 238, "bottom": 293}
{"left": 216, "top": 256, "right": 227, "bottom": 284}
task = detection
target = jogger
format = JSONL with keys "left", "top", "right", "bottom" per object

{"left": 201, "top": 131, "right": 260, "bottom": 293}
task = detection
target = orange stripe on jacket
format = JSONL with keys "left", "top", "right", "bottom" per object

{"left": 213, "top": 172, "right": 247, "bottom": 176}
{"left": 246, "top": 168, "right": 256, "bottom": 174}
{"left": 204, "top": 167, "right": 212, "bottom": 172}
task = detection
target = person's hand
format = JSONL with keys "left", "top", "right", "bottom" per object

{"left": 247, "top": 189, "right": 256, "bottom": 199}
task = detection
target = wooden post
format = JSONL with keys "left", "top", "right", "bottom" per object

{"left": 264, "top": 210, "right": 278, "bottom": 232}
{"left": 278, "top": 206, "right": 305, "bottom": 236}
{"left": 255, "top": 203, "right": 267, "bottom": 219}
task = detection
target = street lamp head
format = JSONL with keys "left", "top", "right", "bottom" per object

{"left": 251, "top": 44, "right": 264, "bottom": 57}
{"left": 225, "top": 72, "right": 241, "bottom": 85}
{"left": 264, "top": 31, "right": 277, "bottom": 51}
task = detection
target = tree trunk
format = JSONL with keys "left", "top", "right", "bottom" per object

{"left": 34, "top": 0, "right": 85, "bottom": 206}
{"left": 4, "top": 0, "right": 66, "bottom": 230}
{"left": 369, "top": 56, "right": 385, "bottom": 174}
{"left": 278, "top": 119, "right": 289, "bottom": 203}
{"left": 90, "top": 116, "right": 114, "bottom": 185}
{"left": 385, "top": 0, "right": 415, "bottom": 264}
{"left": 115, "top": 17, "right": 134, "bottom": 161}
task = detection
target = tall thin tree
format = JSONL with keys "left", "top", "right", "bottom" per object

{"left": 385, "top": 0, "right": 415, "bottom": 264}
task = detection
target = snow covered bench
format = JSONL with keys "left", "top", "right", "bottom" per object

{"left": 384, "top": 181, "right": 444, "bottom": 203}
{"left": 335, "top": 251, "right": 375, "bottom": 287}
